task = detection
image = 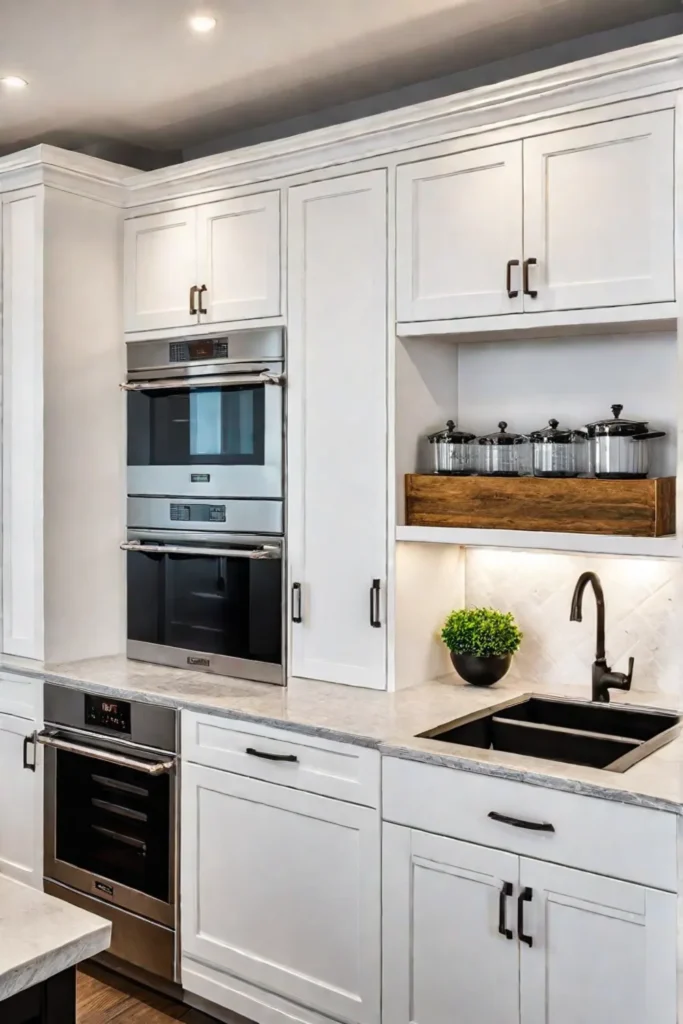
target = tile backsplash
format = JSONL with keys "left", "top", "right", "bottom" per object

{"left": 464, "top": 549, "right": 682, "bottom": 700}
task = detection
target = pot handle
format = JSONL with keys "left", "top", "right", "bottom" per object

{"left": 632, "top": 431, "right": 666, "bottom": 441}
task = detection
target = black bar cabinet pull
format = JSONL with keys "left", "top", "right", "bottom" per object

{"left": 292, "top": 582, "right": 303, "bottom": 624}
{"left": 198, "top": 284, "right": 208, "bottom": 314}
{"left": 246, "top": 747, "right": 298, "bottom": 763}
{"left": 518, "top": 887, "right": 534, "bottom": 947}
{"left": 523, "top": 257, "right": 538, "bottom": 298}
{"left": 498, "top": 882, "right": 514, "bottom": 939}
{"left": 488, "top": 811, "right": 555, "bottom": 833}
{"left": 370, "top": 579, "right": 381, "bottom": 628}
{"left": 506, "top": 259, "right": 520, "bottom": 298}
{"left": 23, "top": 732, "right": 36, "bottom": 772}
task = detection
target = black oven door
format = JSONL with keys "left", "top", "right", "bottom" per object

{"left": 41, "top": 730, "right": 176, "bottom": 927}
{"left": 124, "top": 531, "right": 284, "bottom": 684}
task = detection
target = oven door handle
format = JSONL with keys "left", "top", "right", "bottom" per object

{"left": 120, "top": 372, "right": 285, "bottom": 391}
{"left": 120, "top": 541, "right": 280, "bottom": 559}
{"left": 36, "top": 731, "right": 176, "bottom": 776}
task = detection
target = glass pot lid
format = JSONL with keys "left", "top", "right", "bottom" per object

{"left": 475, "top": 421, "right": 527, "bottom": 446}
{"left": 585, "top": 404, "right": 651, "bottom": 438}
{"left": 428, "top": 420, "right": 476, "bottom": 444}
{"left": 529, "top": 419, "right": 587, "bottom": 444}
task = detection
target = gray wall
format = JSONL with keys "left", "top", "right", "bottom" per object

{"left": 183, "top": 12, "right": 683, "bottom": 161}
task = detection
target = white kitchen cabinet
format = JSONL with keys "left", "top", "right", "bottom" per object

{"left": 396, "top": 141, "right": 524, "bottom": 321}
{"left": 0, "top": 714, "right": 41, "bottom": 888}
{"left": 519, "top": 858, "right": 677, "bottom": 1024}
{"left": 124, "top": 191, "right": 281, "bottom": 333}
{"left": 287, "top": 170, "right": 388, "bottom": 689}
{"left": 181, "top": 761, "right": 380, "bottom": 1024}
{"left": 523, "top": 110, "right": 675, "bottom": 312}
{"left": 383, "top": 824, "right": 520, "bottom": 1024}
{"left": 383, "top": 822, "right": 677, "bottom": 1024}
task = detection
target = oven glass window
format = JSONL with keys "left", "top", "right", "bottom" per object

{"left": 127, "top": 547, "right": 282, "bottom": 664}
{"left": 128, "top": 384, "right": 265, "bottom": 466}
{"left": 55, "top": 749, "right": 171, "bottom": 902}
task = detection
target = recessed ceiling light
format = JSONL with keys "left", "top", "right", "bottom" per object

{"left": 1, "top": 76, "right": 28, "bottom": 90}
{"left": 189, "top": 14, "right": 216, "bottom": 33}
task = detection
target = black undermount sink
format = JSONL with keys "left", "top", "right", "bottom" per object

{"left": 418, "top": 696, "right": 680, "bottom": 773}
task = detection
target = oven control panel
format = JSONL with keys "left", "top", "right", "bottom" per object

{"left": 170, "top": 502, "right": 226, "bottom": 523}
{"left": 85, "top": 695, "right": 131, "bottom": 734}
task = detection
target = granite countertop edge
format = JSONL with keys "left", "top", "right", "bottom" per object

{"left": 0, "top": 924, "right": 111, "bottom": 1003}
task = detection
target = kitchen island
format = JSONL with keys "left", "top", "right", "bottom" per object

{"left": 0, "top": 876, "right": 110, "bottom": 1023}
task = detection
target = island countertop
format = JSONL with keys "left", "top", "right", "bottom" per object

{"left": 0, "top": 877, "right": 111, "bottom": 1002}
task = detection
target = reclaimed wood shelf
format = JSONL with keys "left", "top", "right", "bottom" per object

{"left": 405, "top": 475, "right": 676, "bottom": 539}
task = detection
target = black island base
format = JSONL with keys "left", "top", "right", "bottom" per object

{"left": 2, "top": 967, "right": 76, "bottom": 1024}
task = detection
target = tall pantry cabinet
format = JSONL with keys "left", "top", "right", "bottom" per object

{"left": 287, "top": 170, "right": 388, "bottom": 689}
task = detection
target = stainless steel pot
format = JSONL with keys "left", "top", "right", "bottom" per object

{"left": 529, "top": 419, "right": 587, "bottom": 478}
{"left": 427, "top": 420, "right": 476, "bottom": 475}
{"left": 585, "top": 405, "right": 666, "bottom": 479}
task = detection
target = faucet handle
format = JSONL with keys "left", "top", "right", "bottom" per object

{"left": 625, "top": 656, "right": 635, "bottom": 690}
{"left": 603, "top": 657, "right": 634, "bottom": 694}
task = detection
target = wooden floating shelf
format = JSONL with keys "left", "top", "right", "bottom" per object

{"left": 405, "top": 475, "right": 676, "bottom": 539}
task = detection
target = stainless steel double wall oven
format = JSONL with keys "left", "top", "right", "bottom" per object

{"left": 123, "top": 330, "right": 285, "bottom": 683}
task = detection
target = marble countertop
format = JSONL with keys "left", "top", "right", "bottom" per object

{"left": 4, "top": 653, "right": 683, "bottom": 815}
{"left": 0, "top": 877, "right": 111, "bottom": 1002}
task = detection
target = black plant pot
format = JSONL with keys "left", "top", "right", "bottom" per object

{"left": 450, "top": 652, "right": 512, "bottom": 687}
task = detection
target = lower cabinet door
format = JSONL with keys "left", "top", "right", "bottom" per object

{"left": 181, "top": 762, "right": 380, "bottom": 1024}
{"left": 0, "top": 714, "right": 41, "bottom": 886}
{"left": 519, "top": 858, "right": 677, "bottom": 1024}
{"left": 382, "top": 824, "right": 520, "bottom": 1024}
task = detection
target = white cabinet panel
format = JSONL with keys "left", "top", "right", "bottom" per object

{"left": 197, "top": 192, "right": 280, "bottom": 323}
{"left": 396, "top": 142, "right": 524, "bottom": 321}
{"left": 520, "top": 859, "right": 677, "bottom": 1024}
{"left": 288, "top": 170, "right": 388, "bottom": 689}
{"left": 124, "top": 209, "right": 198, "bottom": 332}
{"left": 2, "top": 192, "right": 44, "bottom": 660}
{"left": 523, "top": 110, "right": 675, "bottom": 312}
{"left": 182, "top": 763, "right": 380, "bottom": 1024}
{"left": 383, "top": 824, "right": 520, "bottom": 1024}
{"left": 0, "top": 714, "right": 41, "bottom": 887}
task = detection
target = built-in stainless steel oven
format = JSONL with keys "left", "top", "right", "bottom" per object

{"left": 123, "top": 497, "right": 284, "bottom": 684}
{"left": 124, "top": 329, "right": 284, "bottom": 501}
{"left": 40, "top": 684, "right": 178, "bottom": 983}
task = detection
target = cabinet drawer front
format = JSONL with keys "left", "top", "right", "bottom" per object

{"left": 0, "top": 672, "right": 41, "bottom": 720}
{"left": 182, "top": 711, "right": 379, "bottom": 807}
{"left": 382, "top": 758, "right": 676, "bottom": 890}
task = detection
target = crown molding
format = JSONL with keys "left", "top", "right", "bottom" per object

{"left": 0, "top": 144, "right": 133, "bottom": 206}
{"left": 124, "top": 34, "right": 683, "bottom": 206}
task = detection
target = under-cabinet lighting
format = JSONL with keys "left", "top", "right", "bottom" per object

{"left": 189, "top": 14, "right": 217, "bottom": 33}
{"left": 1, "top": 76, "right": 28, "bottom": 89}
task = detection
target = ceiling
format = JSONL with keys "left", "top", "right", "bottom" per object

{"left": 0, "top": 0, "right": 678, "bottom": 162}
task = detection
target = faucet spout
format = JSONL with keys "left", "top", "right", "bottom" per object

{"left": 570, "top": 571, "right": 606, "bottom": 662}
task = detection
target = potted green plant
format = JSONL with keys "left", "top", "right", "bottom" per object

{"left": 441, "top": 607, "right": 523, "bottom": 686}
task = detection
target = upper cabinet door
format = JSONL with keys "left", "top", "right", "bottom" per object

{"left": 523, "top": 110, "right": 675, "bottom": 312}
{"left": 124, "top": 209, "right": 198, "bottom": 332}
{"left": 383, "top": 824, "right": 520, "bottom": 1024}
{"left": 197, "top": 191, "right": 281, "bottom": 324}
{"left": 396, "top": 142, "right": 524, "bottom": 322}
{"left": 519, "top": 858, "right": 677, "bottom": 1024}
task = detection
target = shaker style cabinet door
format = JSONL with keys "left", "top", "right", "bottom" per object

{"left": 522, "top": 110, "right": 675, "bottom": 312}
{"left": 124, "top": 209, "right": 198, "bottom": 332}
{"left": 519, "top": 858, "right": 677, "bottom": 1024}
{"left": 396, "top": 141, "right": 524, "bottom": 322}
{"left": 287, "top": 170, "right": 388, "bottom": 689}
{"left": 181, "top": 762, "right": 381, "bottom": 1024}
{"left": 383, "top": 824, "right": 521, "bottom": 1024}
{"left": 196, "top": 191, "right": 281, "bottom": 324}
{"left": 0, "top": 714, "right": 41, "bottom": 888}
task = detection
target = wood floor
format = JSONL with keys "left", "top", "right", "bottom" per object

{"left": 77, "top": 963, "right": 222, "bottom": 1024}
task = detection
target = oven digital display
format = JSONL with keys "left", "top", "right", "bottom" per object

{"left": 85, "top": 695, "right": 131, "bottom": 733}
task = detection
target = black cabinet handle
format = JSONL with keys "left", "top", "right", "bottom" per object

{"left": 23, "top": 732, "right": 36, "bottom": 772}
{"left": 523, "top": 257, "right": 538, "bottom": 298}
{"left": 488, "top": 811, "right": 555, "bottom": 833}
{"left": 518, "top": 887, "right": 533, "bottom": 947}
{"left": 506, "top": 259, "right": 520, "bottom": 298}
{"left": 198, "top": 284, "right": 208, "bottom": 315}
{"left": 370, "top": 579, "right": 381, "bottom": 628}
{"left": 498, "top": 882, "right": 513, "bottom": 939}
{"left": 246, "top": 747, "right": 298, "bottom": 763}
{"left": 292, "top": 582, "right": 303, "bottom": 624}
